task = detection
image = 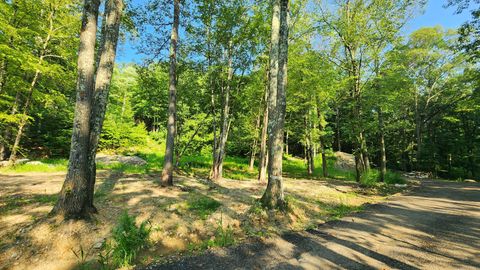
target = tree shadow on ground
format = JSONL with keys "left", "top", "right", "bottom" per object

{"left": 142, "top": 180, "right": 480, "bottom": 270}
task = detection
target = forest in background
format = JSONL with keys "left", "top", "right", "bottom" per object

{"left": 0, "top": 0, "right": 479, "bottom": 268}
{"left": 0, "top": 0, "right": 478, "bottom": 182}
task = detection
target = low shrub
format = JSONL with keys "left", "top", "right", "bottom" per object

{"left": 99, "top": 212, "right": 151, "bottom": 269}
{"left": 384, "top": 171, "right": 405, "bottom": 184}
{"left": 360, "top": 169, "right": 380, "bottom": 187}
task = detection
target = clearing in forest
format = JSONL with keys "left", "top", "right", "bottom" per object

{"left": 0, "top": 167, "right": 404, "bottom": 270}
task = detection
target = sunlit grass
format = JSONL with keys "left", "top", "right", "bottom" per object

{"left": 0, "top": 159, "right": 68, "bottom": 173}
{"left": 186, "top": 193, "right": 222, "bottom": 219}
{"left": 317, "top": 201, "right": 365, "bottom": 221}
{"left": 0, "top": 149, "right": 356, "bottom": 183}
{"left": 0, "top": 139, "right": 381, "bottom": 185}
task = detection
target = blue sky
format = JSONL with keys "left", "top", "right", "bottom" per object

{"left": 405, "top": 0, "right": 471, "bottom": 33}
{"left": 115, "top": 0, "right": 473, "bottom": 63}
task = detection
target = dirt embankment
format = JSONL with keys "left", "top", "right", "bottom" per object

{"left": 147, "top": 180, "right": 480, "bottom": 270}
{"left": 0, "top": 170, "right": 390, "bottom": 270}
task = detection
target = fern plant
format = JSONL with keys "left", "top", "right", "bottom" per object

{"left": 99, "top": 211, "right": 151, "bottom": 269}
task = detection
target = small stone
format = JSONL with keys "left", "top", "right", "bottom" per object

{"left": 93, "top": 238, "right": 105, "bottom": 249}
{"left": 96, "top": 154, "right": 147, "bottom": 166}
{"left": 16, "top": 158, "right": 30, "bottom": 165}
{"left": 26, "top": 161, "right": 43, "bottom": 165}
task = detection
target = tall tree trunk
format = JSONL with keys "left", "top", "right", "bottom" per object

{"left": 9, "top": 8, "right": 57, "bottom": 162}
{"left": 0, "top": 89, "right": 22, "bottom": 160}
{"left": 355, "top": 154, "right": 361, "bottom": 182}
{"left": 317, "top": 108, "right": 328, "bottom": 178}
{"left": 378, "top": 107, "right": 386, "bottom": 182}
{"left": 249, "top": 112, "right": 261, "bottom": 171}
{"left": 0, "top": 58, "right": 6, "bottom": 95}
{"left": 258, "top": 84, "right": 269, "bottom": 182}
{"left": 121, "top": 90, "right": 127, "bottom": 117}
{"left": 335, "top": 107, "right": 341, "bottom": 152}
{"left": 415, "top": 90, "right": 422, "bottom": 169}
{"left": 261, "top": 0, "right": 288, "bottom": 209}
{"left": 305, "top": 116, "right": 314, "bottom": 175}
{"left": 211, "top": 44, "right": 233, "bottom": 181}
{"left": 321, "top": 143, "right": 327, "bottom": 178}
{"left": 86, "top": 0, "right": 123, "bottom": 210}
{"left": 415, "top": 115, "right": 422, "bottom": 167}
{"left": 207, "top": 32, "right": 218, "bottom": 182}
{"left": 0, "top": 140, "right": 5, "bottom": 161}
{"left": 360, "top": 131, "right": 370, "bottom": 171}
{"left": 52, "top": 0, "right": 100, "bottom": 219}
{"left": 0, "top": 57, "right": 8, "bottom": 160}
{"left": 350, "top": 56, "right": 364, "bottom": 181}
{"left": 8, "top": 70, "right": 40, "bottom": 162}
{"left": 285, "top": 130, "right": 289, "bottom": 155}
{"left": 161, "top": 0, "right": 180, "bottom": 186}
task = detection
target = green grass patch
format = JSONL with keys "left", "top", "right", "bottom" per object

{"left": 0, "top": 159, "right": 68, "bottom": 173}
{"left": 283, "top": 155, "right": 356, "bottom": 181}
{"left": 186, "top": 194, "right": 222, "bottom": 219}
{"left": 98, "top": 212, "right": 151, "bottom": 269}
{"left": 96, "top": 162, "right": 148, "bottom": 174}
{"left": 318, "top": 202, "right": 364, "bottom": 220}
{"left": 2, "top": 140, "right": 400, "bottom": 188}
{"left": 384, "top": 171, "right": 406, "bottom": 185}
{"left": 360, "top": 169, "right": 380, "bottom": 187}
{"left": 359, "top": 169, "right": 406, "bottom": 187}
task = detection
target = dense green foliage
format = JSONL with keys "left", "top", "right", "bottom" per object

{"left": 0, "top": 0, "right": 79, "bottom": 158}
{"left": 0, "top": 0, "right": 478, "bottom": 181}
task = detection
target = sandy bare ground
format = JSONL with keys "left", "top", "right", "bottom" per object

{"left": 0, "top": 170, "right": 388, "bottom": 270}
{"left": 146, "top": 180, "right": 480, "bottom": 270}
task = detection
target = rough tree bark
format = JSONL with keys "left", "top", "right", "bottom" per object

{"left": 0, "top": 58, "right": 6, "bottom": 95}
{"left": 305, "top": 115, "right": 314, "bottom": 175}
{"left": 360, "top": 131, "right": 370, "bottom": 171}
{"left": 0, "top": 58, "right": 9, "bottom": 160}
{"left": 317, "top": 108, "right": 328, "bottom": 178}
{"left": 320, "top": 140, "right": 328, "bottom": 177}
{"left": 258, "top": 84, "right": 269, "bottom": 182}
{"left": 335, "top": 107, "right": 341, "bottom": 151}
{"left": 285, "top": 130, "right": 289, "bottom": 155}
{"left": 211, "top": 44, "right": 233, "bottom": 181}
{"left": 52, "top": 0, "right": 100, "bottom": 219}
{"left": 415, "top": 91, "right": 423, "bottom": 169}
{"left": 0, "top": 141, "right": 5, "bottom": 161}
{"left": 378, "top": 107, "right": 386, "bottom": 182}
{"left": 161, "top": 0, "right": 180, "bottom": 186}
{"left": 261, "top": 0, "right": 288, "bottom": 209}
{"left": 86, "top": 0, "right": 124, "bottom": 210}
{"left": 249, "top": 112, "right": 261, "bottom": 171}
{"left": 355, "top": 154, "right": 361, "bottom": 182}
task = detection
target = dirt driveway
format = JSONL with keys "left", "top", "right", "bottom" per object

{"left": 146, "top": 180, "right": 480, "bottom": 270}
